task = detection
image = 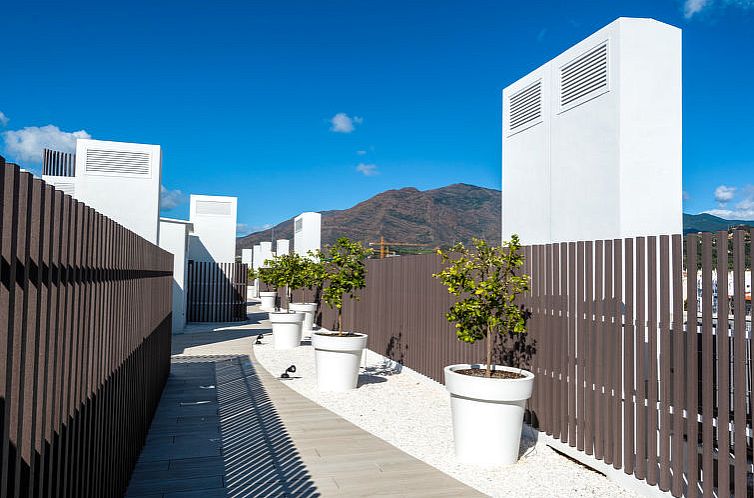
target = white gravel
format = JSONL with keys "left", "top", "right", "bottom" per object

{"left": 254, "top": 334, "right": 640, "bottom": 498}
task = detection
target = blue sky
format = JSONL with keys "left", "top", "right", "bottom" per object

{"left": 2, "top": 0, "right": 753, "bottom": 234}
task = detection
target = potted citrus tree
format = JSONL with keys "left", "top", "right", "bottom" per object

{"left": 311, "top": 237, "right": 372, "bottom": 391}
{"left": 288, "top": 250, "right": 326, "bottom": 338}
{"left": 259, "top": 256, "right": 305, "bottom": 349}
{"left": 257, "top": 263, "right": 278, "bottom": 312}
{"left": 433, "top": 235, "right": 532, "bottom": 466}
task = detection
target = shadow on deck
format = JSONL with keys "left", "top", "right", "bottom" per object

{"left": 126, "top": 349, "right": 319, "bottom": 497}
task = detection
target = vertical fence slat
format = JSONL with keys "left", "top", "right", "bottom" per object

{"left": 624, "top": 238, "right": 635, "bottom": 476}
{"left": 586, "top": 241, "right": 594, "bottom": 456}
{"left": 636, "top": 237, "right": 647, "bottom": 480}
{"left": 700, "top": 233, "right": 714, "bottom": 498}
{"left": 568, "top": 242, "right": 577, "bottom": 446}
{"left": 612, "top": 239, "right": 622, "bottom": 469}
{"left": 670, "top": 234, "right": 684, "bottom": 497}
{"left": 659, "top": 235, "right": 671, "bottom": 491}
{"left": 647, "top": 236, "right": 659, "bottom": 486}
{"left": 732, "top": 229, "right": 746, "bottom": 498}
{"left": 686, "top": 234, "right": 699, "bottom": 498}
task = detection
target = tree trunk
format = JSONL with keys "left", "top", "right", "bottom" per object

{"left": 486, "top": 324, "right": 493, "bottom": 378}
{"left": 337, "top": 308, "right": 342, "bottom": 335}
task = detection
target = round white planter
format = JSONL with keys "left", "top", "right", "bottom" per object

{"left": 269, "top": 311, "right": 305, "bottom": 349}
{"left": 246, "top": 285, "right": 256, "bottom": 302}
{"left": 311, "top": 332, "right": 368, "bottom": 392}
{"left": 259, "top": 291, "right": 277, "bottom": 311}
{"left": 444, "top": 364, "right": 534, "bottom": 466}
{"left": 288, "top": 302, "right": 317, "bottom": 335}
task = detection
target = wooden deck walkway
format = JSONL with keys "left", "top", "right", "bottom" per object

{"left": 125, "top": 308, "right": 483, "bottom": 497}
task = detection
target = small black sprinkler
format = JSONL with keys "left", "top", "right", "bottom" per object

{"left": 280, "top": 365, "right": 297, "bottom": 379}
{"left": 255, "top": 334, "right": 264, "bottom": 345}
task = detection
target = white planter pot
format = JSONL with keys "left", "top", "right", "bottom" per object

{"left": 259, "top": 291, "right": 277, "bottom": 311}
{"left": 311, "top": 332, "right": 368, "bottom": 392}
{"left": 444, "top": 364, "right": 534, "bottom": 466}
{"left": 246, "top": 285, "right": 256, "bottom": 301}
{"left": 288, "top": 302, "right": 317, "bottom": 334}
{"left": 269, "top": 311, "right": 305, "bottom": 349}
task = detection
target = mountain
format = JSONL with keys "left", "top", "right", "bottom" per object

{"left": 236, "top": 183, "right": 502, "bottom": 253}
{"left": 236, "top": 189, "right": 754, "bottom": 254}
{"left": 682, "top": 213, "right": 754, "bottom": 234}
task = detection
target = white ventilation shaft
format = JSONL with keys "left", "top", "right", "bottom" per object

{"left": 74, "top": 139, "right": 162, "bottom": 244}
{"left": 502, "top": 17, "right": 682, "bottom": 244}
{"left": 188, "top": 194, "right": 238, "bottom": 262}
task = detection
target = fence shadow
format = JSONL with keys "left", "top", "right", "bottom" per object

{"left": 128, "top": 355, "right": 320, "bottom": 497}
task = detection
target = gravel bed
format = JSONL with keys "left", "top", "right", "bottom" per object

{"left": 254, "top": 334, "right": 640, "bottom": 498}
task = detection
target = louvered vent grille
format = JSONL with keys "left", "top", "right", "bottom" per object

{"left": 54, "top": 182, "right": 75, "bottom": 198}
{"left": 196, "top": 200, "right": 232, "bottom": 216}
{"left": 85, "top": 149, "right": 151, "bottom": 176}
{"left": 560, "top": 42, "right": 608, "bottom": 109}
{"left": 509, "top": 81, "right": 542, "bottom": 132}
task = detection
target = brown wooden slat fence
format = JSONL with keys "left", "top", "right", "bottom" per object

{"left": 295, "top": 231, "right": 753, "bottom": 498}
{"left": 186, "top": 261, "right": 247, "bottom": 322}
{"left": 0, "top": 158, "right": 173, "bottom": 497}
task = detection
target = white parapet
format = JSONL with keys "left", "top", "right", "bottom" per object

{"left": 502, "top": 17, "right": 682, "bottom": 245}
{"left": 260, "top": 241, "right": 274, "bottom": 266}
{"left": 252, "top": 244, "right": 262, "bottom": 270}
{"left": 276, "top": 239, "right": 290, "bottom": 256}
{"left": 293, "top": 212, "right": 322, "bottom": 257}
{"left": 241, "top": 248, "right": 252, "bottom": 266}
{"left": 188, "top": 194, "right": 238, "bottom": 262}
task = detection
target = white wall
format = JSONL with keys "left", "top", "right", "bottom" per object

{"left": 188, "top": 194, "right": 238, "bottom": 262}
{"left": 276, "top": 239, "right": 290, "bottom": 256}
{"left": 502, "top": 18, "right": 682, "bottom": 245}
{"left": 293, "top": 212, "right": 322, "bottom": 257}
{"left": 158, "top": 218, "right": 193, "bottom": 333}
{"left": 241, "top": 248, "right": 252, "bottom": 266}
{"left": 42, "top": 139, "right": 162, "bottom": 244}
{"left": 252, "top": 244, "right": 262, "bottom": 270}
{"left": 259, "top": 241, "right": 273, "bottom": 267}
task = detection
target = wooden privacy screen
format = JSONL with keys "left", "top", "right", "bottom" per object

{"left": 186, "top": 261, "right": 247, "bottom": 322}
{"left": 0, "top": 158, "right": 173, "bottom": 498}
{"left": 294, "top": 231, "right": 753, "bottom": 498}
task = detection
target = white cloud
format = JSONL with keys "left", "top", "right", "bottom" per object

{"left": 2, "top": 124, "right": 90, "bottom": 164}
{"left": 683, "top": 190, "right": 690, "bottom": 201}
{"left": 0, "top": 111, "right": 9, "bottom": 127}
{"left": 714, "top": 185, "right": 736, "bottom": 204}
{"left": 356, "top": 149, "right": 367, "bottom": 155}
{"left": 330, "top": 113, "right": 363, "bottom": 133}
{"left": 684, "top": 0, "right": 754, "bottom": 18}
{"left": 684, "top": 0, "right": 712, "bottom": 17}
{"left": 705, "top": 185, "right": 754, "bottom": 220}
{"left": 160, "top": 186, "right": 185, "bottom": 210}
{"left": 356, "top": 163, "right": 378, "bottom": 176}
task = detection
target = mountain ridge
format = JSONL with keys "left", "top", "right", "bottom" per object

{"left": 236, "top": 187, "right": 754, "bottom": 253}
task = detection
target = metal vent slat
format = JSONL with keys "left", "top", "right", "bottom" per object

{"left": 196, "top": 200, "right": 232, "bottom": 216}
{"left": 560, "top": 42, "right": 608, "bottom": 110}
{"left": 86, "top": 149, "right": 151, "bottom": 176}
{"left": 509, "top": 80, "right": 541, "bottom": 132}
